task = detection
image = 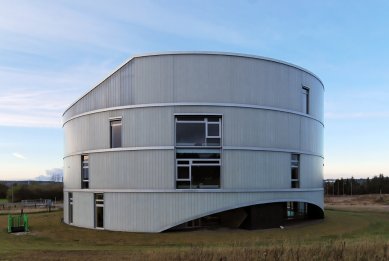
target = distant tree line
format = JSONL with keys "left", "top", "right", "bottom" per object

{"left": 0, "top": 183, "right": 7, "bottom": 198}
{"left": 325, "top": 174, "right": 389, "bottom": 195}
{"left": 0, "top": 182, "right": 63, "bottom": 202}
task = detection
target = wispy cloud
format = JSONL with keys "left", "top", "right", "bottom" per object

{"left": 0, "top": 63, "right": 114, "bottom": 128}
{"left": 12, "top": 153, "right": 26, "bottom": 160}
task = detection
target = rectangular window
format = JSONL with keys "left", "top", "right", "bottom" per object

{"left": 94, "top": 193, "right": 104, "bottom": 228}
{"left": 176, "top": 150, "right": 221, "bottom": 189}
{"left": 110, "top": 119, "right": 122, "bottom": 148}
{"left": 175, "top": 115, "right": 222, "bottom": 189}
{"left": 68, "top": 192, "right": 73, "bottom": 224}
{"left": 176, "top": 116, "right": 221, "bottom": 147}
{"left": 81, "top": 155, "right": 89, "bottom": 189}
{"left": 302, "top": 87, "right": 309, "bottom": 114}
{"left": 291, "top": 154, "right": 300, "bottom": 188}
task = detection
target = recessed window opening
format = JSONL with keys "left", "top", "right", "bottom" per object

{"left": 94, "top": 193, "right": 104, "bottom": 228}
{"left": 81, "top": 155, "right": 89, "bottom": 189}
{"left": 176, "top": 156, "right": 221, "bottom": 189}
{"left": 110, "top": 119, "right": 122, "bottom": 148}
{"left": 68, "top": 192, "right": 73, "bottom": 224}
{"left": 175, "top": 115, "right": 222, "bottom": 189}
{"left": 291, "top": 154, "right": 300, "bottom": 188}
{"left": 302, "top": 87, "right": 310, "bottom": 114}
{"left": 176, "top": 116, "right": 221, "bottom": 147}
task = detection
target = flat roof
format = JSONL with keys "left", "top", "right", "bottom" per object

{"left": 63, "top": 51, "right": 324, "bottom": 115}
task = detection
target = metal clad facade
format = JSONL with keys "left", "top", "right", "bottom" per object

{"left": 63, "top": 52, "right": 324, "bottom": 232}
{"left": 103, "top": 190, "right": 323, "bottom": 232}
{"left": 89, "top": 150, "right": 175, "bottom": 189}
{"left": 73, "top": 192, "right": 94, "bottom": 228}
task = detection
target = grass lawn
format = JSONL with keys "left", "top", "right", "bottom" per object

{"left": 0, "top": 209, "right": 388, "bottom": 260}
{"left": 0, "top": 198, "right": 7, "bottom": 203}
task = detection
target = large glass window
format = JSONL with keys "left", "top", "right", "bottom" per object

{"left": 176, "top": 149, "right": 221, "bottom": 189}
{"left": 175, "top": 115, "right": 222, "bottom": 189}
{"left": 291, "top": 154, "right": 300, "bottom": 188}
{"left": 68, "top": 192, "right": 73, "bottom": 224}
{"left": 110, "top": 119, "right": 122, "bottom": 148}
{"left": 81, "top": 155, "right": 89, "bottom": 189}
{"left": 302, "top": 87, "right": 309, "bottom": 114}
{"left": 94, "top": 193, "right": 104, "bottom": 228}
{"left": 176, "top": 116, "right": 221, "bottom": 146}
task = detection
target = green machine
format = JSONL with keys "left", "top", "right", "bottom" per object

{"left": 7, "top": 214, "right": 29, "bottom": 233}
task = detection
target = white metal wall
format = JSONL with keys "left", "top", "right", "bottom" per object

{"left": 63, "top": 155, "right": 81, "bottom": 189}
{"left": 63, "top": 106, "right": 322, "bottom": 190}
{"left": 223, "top": 151, "right": 290, "bottom": 189}
{"left": 64, "top": 106, "right": 322, "bottom": 156}
{"left": 72, "top": 192, "right": 94, "bottom": 228}
{"left": 63, "top": 52, "right": 324, "bottom": 232}
{"left": 103, "top": 190, "right": 323, "bottom": 233}
{"left": 89, "top": 150, "right": 175, "bottom": 189}
{"left": 63, "top": 53, "right": 324, "bottom": 123}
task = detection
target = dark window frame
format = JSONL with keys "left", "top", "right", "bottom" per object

{"left": 94, "top": 193, "right": 104, "bottom": 229}
{"left": 110, "top": 119, "right": 122, "bottom": 148}
{"left": 175, "top": 115, "right": 222, "bottom": 190}
{"left": 291, "top": 154, "right": 300, "bottom": 188}
{"left": 175, "top": 116, "right": 221, "bottom": 147}
{"left": 68, "top": 192, "right": 73, "bottom": 224}
{"left": 302, "top": 86, "right": 310, "bottom": 114}
{"left": 81, "top": 155, "right": 89, "bottom": 189}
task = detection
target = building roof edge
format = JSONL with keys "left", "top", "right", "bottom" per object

{"left": 63, "top": 51, "right": 324, "bottom": 116}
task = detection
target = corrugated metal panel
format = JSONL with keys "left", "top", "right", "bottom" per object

{"left": 302, "top": 71, "right": 324, "bottom": 122}
{"left": 89, "top": 150, "right": 175, "bottom": 189}
{"left": 64, "top": 105, "right": 322, "bottom": 191}
{"left": 72, "top": 192, "right": 94, "bottom": 228}
{"left": 63, "top": 54, "right": 324, "bottom": 122}
{"left": 172, "top": 55, "right": 304, "bottom": 111}
{"left": 64, "top": 105, "right": 322, "bottom": 156}
{"left": 300, "top": 154, "right": 324, "bottom": 188}
{"left": 300, "top": 117, "right": 324, "bottom": 155}
{"left": 63, "top": 192, "right": 68, "bottom": 224}
{"left": 132, "top": 55, "right": 174, "bottom": 104}
{"left": 64, "top": 112, "right": 110, "bottom": 155}
{"left": 123, "top": 107, "right": 174, "bottom": 148}
{"left": 63, "top": 53, "right": 324, "bottom": 232}
{"left": 64, "top": 107, "right": 174, "bottom": 155}
{"left": 103, "top": 190, "right": 323, "bottom": 232}
{"left": 222, "top": 108, "right": 301, "bottom": 150}
{"left": 223, "top": 151, "right": 290, "bottom": 189}
{"left": 119, "top": 63, "right": 132, "bottom": 106}
{"left": 63, "top": 155, "right": 81, "bottom": 189}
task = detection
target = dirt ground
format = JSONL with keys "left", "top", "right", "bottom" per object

{"left": 325, "top": 194, "right": 389, "bottom": 212}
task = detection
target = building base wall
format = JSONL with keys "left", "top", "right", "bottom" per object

{"left": 64, "top": 189, "right": 323, "bottom": 232}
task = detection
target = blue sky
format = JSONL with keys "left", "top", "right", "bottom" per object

{"left": 1, "top": 0, "right": 389, "bottom": 180}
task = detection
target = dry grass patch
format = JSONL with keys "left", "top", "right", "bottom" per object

{"left": 0, "top": 207, "right": 388, "bottom": 260}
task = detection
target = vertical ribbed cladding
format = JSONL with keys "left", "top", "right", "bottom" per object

{"left": 63, "top": 52, "right": 324, "bottom": 232}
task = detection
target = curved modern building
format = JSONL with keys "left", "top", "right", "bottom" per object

{"left": 63, "top": 52, "right": 324, "bottom": 232}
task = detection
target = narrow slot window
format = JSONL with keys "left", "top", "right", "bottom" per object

{"left": 110, "top": 120, "right": 122, "bottom": 148}
{"left": 68, "top": 192, "right": 73, "bottom": 224}
{"left": 302, "top": 87, "right": 309, "bottom": 114}
{"left": 291, "top": 154, "right": 300, "bottom": 188}
{"left": 81, "top": 155, "right": 89, "bottom": 189}
{"left": 94, "top": 193, "right": 104, "bottom": 228}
